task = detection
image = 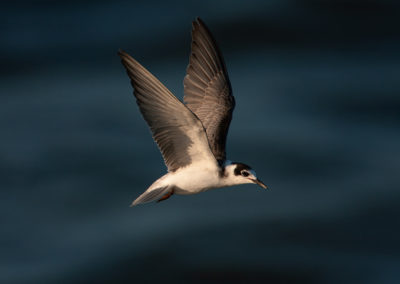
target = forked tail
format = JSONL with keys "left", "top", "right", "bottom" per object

{"left": 130, "top": 186, "right": 173, "bottom": 206}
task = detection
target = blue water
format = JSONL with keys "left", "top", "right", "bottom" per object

{"left": 1, "top": 1, "right": 400, "bottom": 283}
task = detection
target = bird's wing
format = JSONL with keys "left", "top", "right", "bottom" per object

{"left": 183, "top": 18, "right": 235, "bottom": 162}
{"left": 119, "top": 50, "right": 217, "bottom": 172}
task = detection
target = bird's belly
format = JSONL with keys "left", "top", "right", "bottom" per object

{"left": 172, "top": 168, "right": 221, "bottom": 195}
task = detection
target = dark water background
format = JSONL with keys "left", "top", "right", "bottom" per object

{"left": 1, "top": 1, "right": 400, "bottom": 283}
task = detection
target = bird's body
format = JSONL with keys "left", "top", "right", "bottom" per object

{"left": 119, "top": 18, "right": 267, "bottom": 206}
{"left": 144, "top": 162, "right": 220, "bottom": 196}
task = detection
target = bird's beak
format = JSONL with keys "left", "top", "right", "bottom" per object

{"left": 252, "top": 178, "right": 268, "bottom": 189}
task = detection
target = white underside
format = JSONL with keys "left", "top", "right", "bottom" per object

{"left": 131, "top": 159, "right": 258, "bottom": 205}
{"left": 148, "top": 161, "right": 224, "bottom": 195}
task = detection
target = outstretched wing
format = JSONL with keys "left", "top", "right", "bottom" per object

{"left": 184, "top": 18, "right": 235, "bottom": 162}
{"left": 119, "top": 50, "right": 217, "bottom": 172}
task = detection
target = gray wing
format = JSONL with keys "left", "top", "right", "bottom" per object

{"left": 119, "top": 50, "right": 217, "bottom": 172}
{"left": 183, "top": 18, "right": 235, "bottom": 162}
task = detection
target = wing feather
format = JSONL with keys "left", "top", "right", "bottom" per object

{"left": 119, "top": 50, "right": 217, "bottom": 172}
{"left": 184, "top": 18, "right": 235, "bottom": 162}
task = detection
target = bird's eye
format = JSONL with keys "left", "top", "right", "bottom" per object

{"left": 241, "top": 171, "right": 249, "bottom": 177}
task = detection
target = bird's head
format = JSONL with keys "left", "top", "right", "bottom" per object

{"left": 223, "top": 162, "right": 267, "bottom": 189}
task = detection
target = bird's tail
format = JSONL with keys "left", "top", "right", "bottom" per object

{"left": 130, "top": 186, "right": 172, "bottom": 206}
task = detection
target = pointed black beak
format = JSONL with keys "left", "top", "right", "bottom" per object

{"left": 253, "top": 178, "right": 268, "bottom": 189}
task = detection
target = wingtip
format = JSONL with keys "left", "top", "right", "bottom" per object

{"left": 118, "top": 49, "right": 127, "bottom": 58}
{"left": 192, "top": 17, "right": 204, "bottom": 29}
{"left": 118, "top": 50, "right": 139, "bottom": 66}
{"left": 195, "top": 17, "right": 204, "bottom": 25}
{"left": 192, "top": 17, "right": 212, "bottom": 36}
{"left": 118, "top": 50, "right": 140, "bottom": 70}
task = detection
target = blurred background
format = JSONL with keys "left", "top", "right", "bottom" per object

{"left": 1, "top": 0, "right": 400, "bottom": 283}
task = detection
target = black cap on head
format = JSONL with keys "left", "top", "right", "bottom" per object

{"left": 233, "top": 163, "right": 252, "bottom": 176}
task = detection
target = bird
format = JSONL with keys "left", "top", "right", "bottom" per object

{"left": 118, "top": 18, "right": 267, "bottom": 206}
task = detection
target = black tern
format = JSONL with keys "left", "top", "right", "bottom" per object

{"left": 119, "top": 18, "right": 267, "bottom": 206}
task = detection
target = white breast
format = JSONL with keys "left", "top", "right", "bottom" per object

{"left": 162, "top": 162, "right": 222, "bottom": 195}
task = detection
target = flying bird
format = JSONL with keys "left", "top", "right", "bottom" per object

{"left": 119, "top": 18, "right": 267, "bottom": 206}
